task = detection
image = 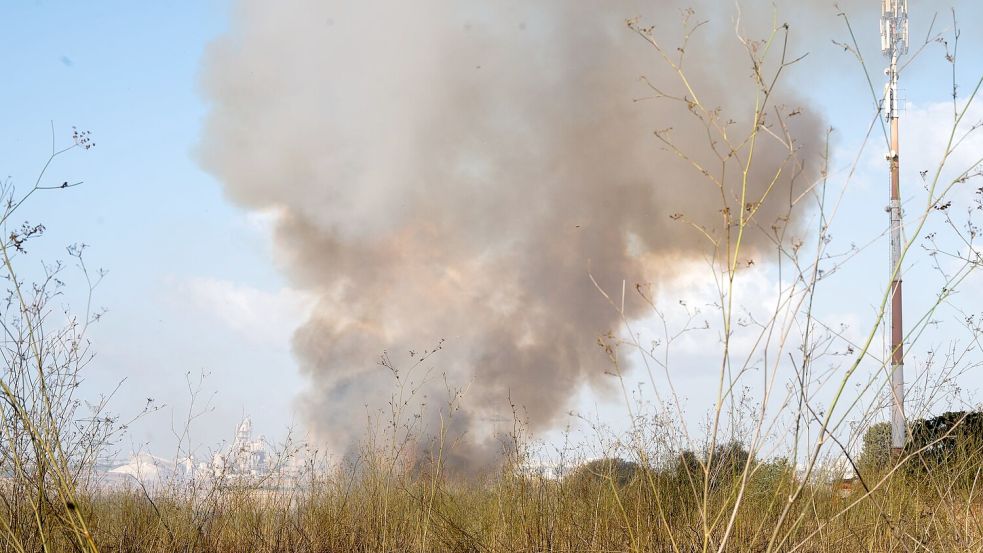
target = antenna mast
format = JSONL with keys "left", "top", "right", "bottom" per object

{"left": 881, "top": 0, "right": 908, "bottom": 455}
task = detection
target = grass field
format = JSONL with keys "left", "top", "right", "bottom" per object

{"left": 6, "top": 436, "right": 983, "bottom": 552}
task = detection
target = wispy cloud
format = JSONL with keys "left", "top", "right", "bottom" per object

{"left": 176, "top": 277, "right": 314, "bottom": 348}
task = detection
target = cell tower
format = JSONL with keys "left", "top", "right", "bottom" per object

{"left": 881, "top": 0, "right": 908, "bottom": 455}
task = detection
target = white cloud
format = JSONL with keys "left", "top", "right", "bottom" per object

{"left": 176, "top": 277, "right": 314, "bottom": 348}
{"left": 901, "top": 101, "right": 983, "bottom": 202}
{"left": 241, "top": 207, "right": 285, "bottom": 235}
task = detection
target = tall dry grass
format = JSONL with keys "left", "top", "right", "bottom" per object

{"left": 18, "top": 431, "right": 983, "bottom": 552}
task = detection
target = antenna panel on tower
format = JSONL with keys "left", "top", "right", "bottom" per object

{"left": 881, "top": 0, "right": 909, "bottom": 55}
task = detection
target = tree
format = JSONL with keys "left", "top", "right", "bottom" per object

{"left": 857, "top": 422, "right": 891, "bottom": 474}
{"left": 904, "top": 411, "right": 983, "bottom": 474}
{"left": 568, "top": 457, "right": 641, "bottom": 488}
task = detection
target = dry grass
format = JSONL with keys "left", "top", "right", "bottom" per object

{"left": 5, "top": 443, "right": 983, "bottom": 552}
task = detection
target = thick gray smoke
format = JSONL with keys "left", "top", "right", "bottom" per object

{"left": 199, "top": 1, "right": 831, "bottom": 471}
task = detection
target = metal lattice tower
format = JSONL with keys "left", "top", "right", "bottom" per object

{"left": 881, "top": 0, "right": 908, "bottom": 455}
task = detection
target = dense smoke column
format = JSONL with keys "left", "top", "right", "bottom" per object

{"left": 199, "top": 0, "right": 827, "bottom": 471}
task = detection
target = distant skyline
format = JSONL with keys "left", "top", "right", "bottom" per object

{"left": 3, "top": 1, "right": 983, "bottom": 462}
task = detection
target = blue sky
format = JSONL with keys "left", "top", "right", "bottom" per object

{"left": 0, "top": 1, "right": 305, "bottom": 452}
{"left": 2, "top": 1, "right": 982, "bottom": 461}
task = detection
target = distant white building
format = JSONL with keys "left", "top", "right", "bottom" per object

{"left": 212, "top": 417, "right": 270, "bottom": 479}
{"left": 104, "top": 416, "right": 303, "bottom": 489}
{"left": 107, "top": 453, "right": 170, "bottom": 481}
{"left": 102, "top": 453, "right": 189, "bottom": 487}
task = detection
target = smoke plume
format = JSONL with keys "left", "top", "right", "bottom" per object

{"left": 199, "top": 0, "right": 829, "bottom": 471}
